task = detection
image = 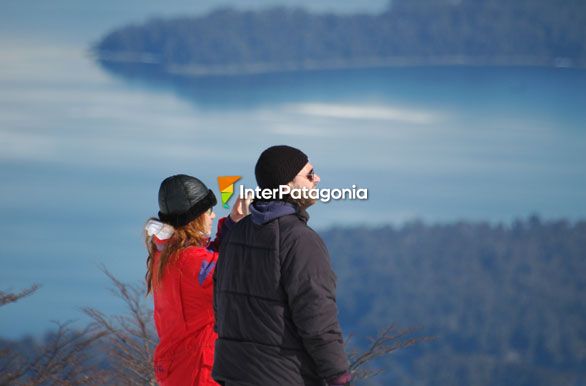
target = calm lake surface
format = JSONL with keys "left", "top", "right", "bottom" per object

{"left": 1, "top": 36, "right": 585, "bottom": 337}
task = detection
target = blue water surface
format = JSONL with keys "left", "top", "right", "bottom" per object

{"left": 0, "top": 1, "right": 585, "bottom": 338}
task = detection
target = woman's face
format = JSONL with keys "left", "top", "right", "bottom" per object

{"left": 204, "top": 208, "right": 216, "bottom": 236}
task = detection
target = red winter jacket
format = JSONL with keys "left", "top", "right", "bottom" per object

{"left": 152, "top": 218, "right": 230, "bottom": 386}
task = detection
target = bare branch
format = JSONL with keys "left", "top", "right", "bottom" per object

{"left": 83, "top": 267, "right": 157, "bottom": 385}
{"left": 0, "top": 284, "right": 40, "bottom": 307}
{"left": 0, "top": 322, "right": 109, "bottom": 386}
{"left": 346, "top": 324, "right": 434, "bottom": 381}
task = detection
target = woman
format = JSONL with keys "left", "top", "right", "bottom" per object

{"left": 144, "top": 174, "right": 248, "bottom": 386}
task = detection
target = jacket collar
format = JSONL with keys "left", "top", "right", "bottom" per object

{"left": 250, "top": 201, "right": 309, "bottom": 225}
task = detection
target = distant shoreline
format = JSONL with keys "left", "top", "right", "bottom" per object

{"left": 93, "top": 3, "right": 586, "bottom": 78}
{"left": 93, "top": 51, "right": 585, "bottom": 77}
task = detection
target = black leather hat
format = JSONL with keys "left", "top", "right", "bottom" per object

{"left": 157, "top": 174, "right": 217, "bottom": 227}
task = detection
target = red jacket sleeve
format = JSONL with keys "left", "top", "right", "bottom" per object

{"left": 179, "top": 247, "right": 218, "bottom": 289}
{"left": 207, "top": 216, "right": 235, "bottom": 252}
{"left": 176, "top": 246, "right": 219, "bottom": 327}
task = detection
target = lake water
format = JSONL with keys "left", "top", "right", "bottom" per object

{"left": 1, "top": 35, "right": 585, "bottom": 337}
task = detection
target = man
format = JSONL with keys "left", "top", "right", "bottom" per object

{"left": 213, "top": 145, "right": 351, "bottom": 386}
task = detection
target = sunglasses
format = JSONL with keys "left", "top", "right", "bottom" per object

{"left": 298, "top": 169, "right": 316, "bottom": 182}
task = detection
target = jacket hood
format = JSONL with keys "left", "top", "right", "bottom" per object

{"left": 250, "top": 201, "right": 303, "bottom": 225}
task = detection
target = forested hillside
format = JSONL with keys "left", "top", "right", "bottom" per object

{"left": 325, "top": 217, "right": 586, "bottom": 385}
{"left": 94, "top": 0, "right": 586, "bottom": 75}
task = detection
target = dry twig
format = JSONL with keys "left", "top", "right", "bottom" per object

{"left": 83, "top": 267, "right": 157, "bottom": 385}
{"left": 347, "top": 324, "right": 434, "bottom": 381}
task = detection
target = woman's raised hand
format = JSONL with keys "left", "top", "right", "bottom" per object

{"left": 229, "top": 187, "right": 252, "bottom": 222}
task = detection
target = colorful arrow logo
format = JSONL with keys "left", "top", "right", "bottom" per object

{"left": 217, "top": 176, "right": 241, "bottom": 209}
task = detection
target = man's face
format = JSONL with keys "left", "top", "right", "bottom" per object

{"left": 288, "top": 162, "right": 320, "bottom": 208}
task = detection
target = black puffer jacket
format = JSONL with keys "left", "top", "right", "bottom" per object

{"left": 212, "top": 201, "right": 349, "bottom": 386}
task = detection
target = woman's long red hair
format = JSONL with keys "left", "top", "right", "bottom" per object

{"left": 145, "top": 215, "right": 208, "bottom": 294}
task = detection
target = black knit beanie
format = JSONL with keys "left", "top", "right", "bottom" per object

{"left": 255, "top": 145, "right": 309, "bottom": 190}
{"left": 157, "top": 174, "right": 217, "bottom": 227}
